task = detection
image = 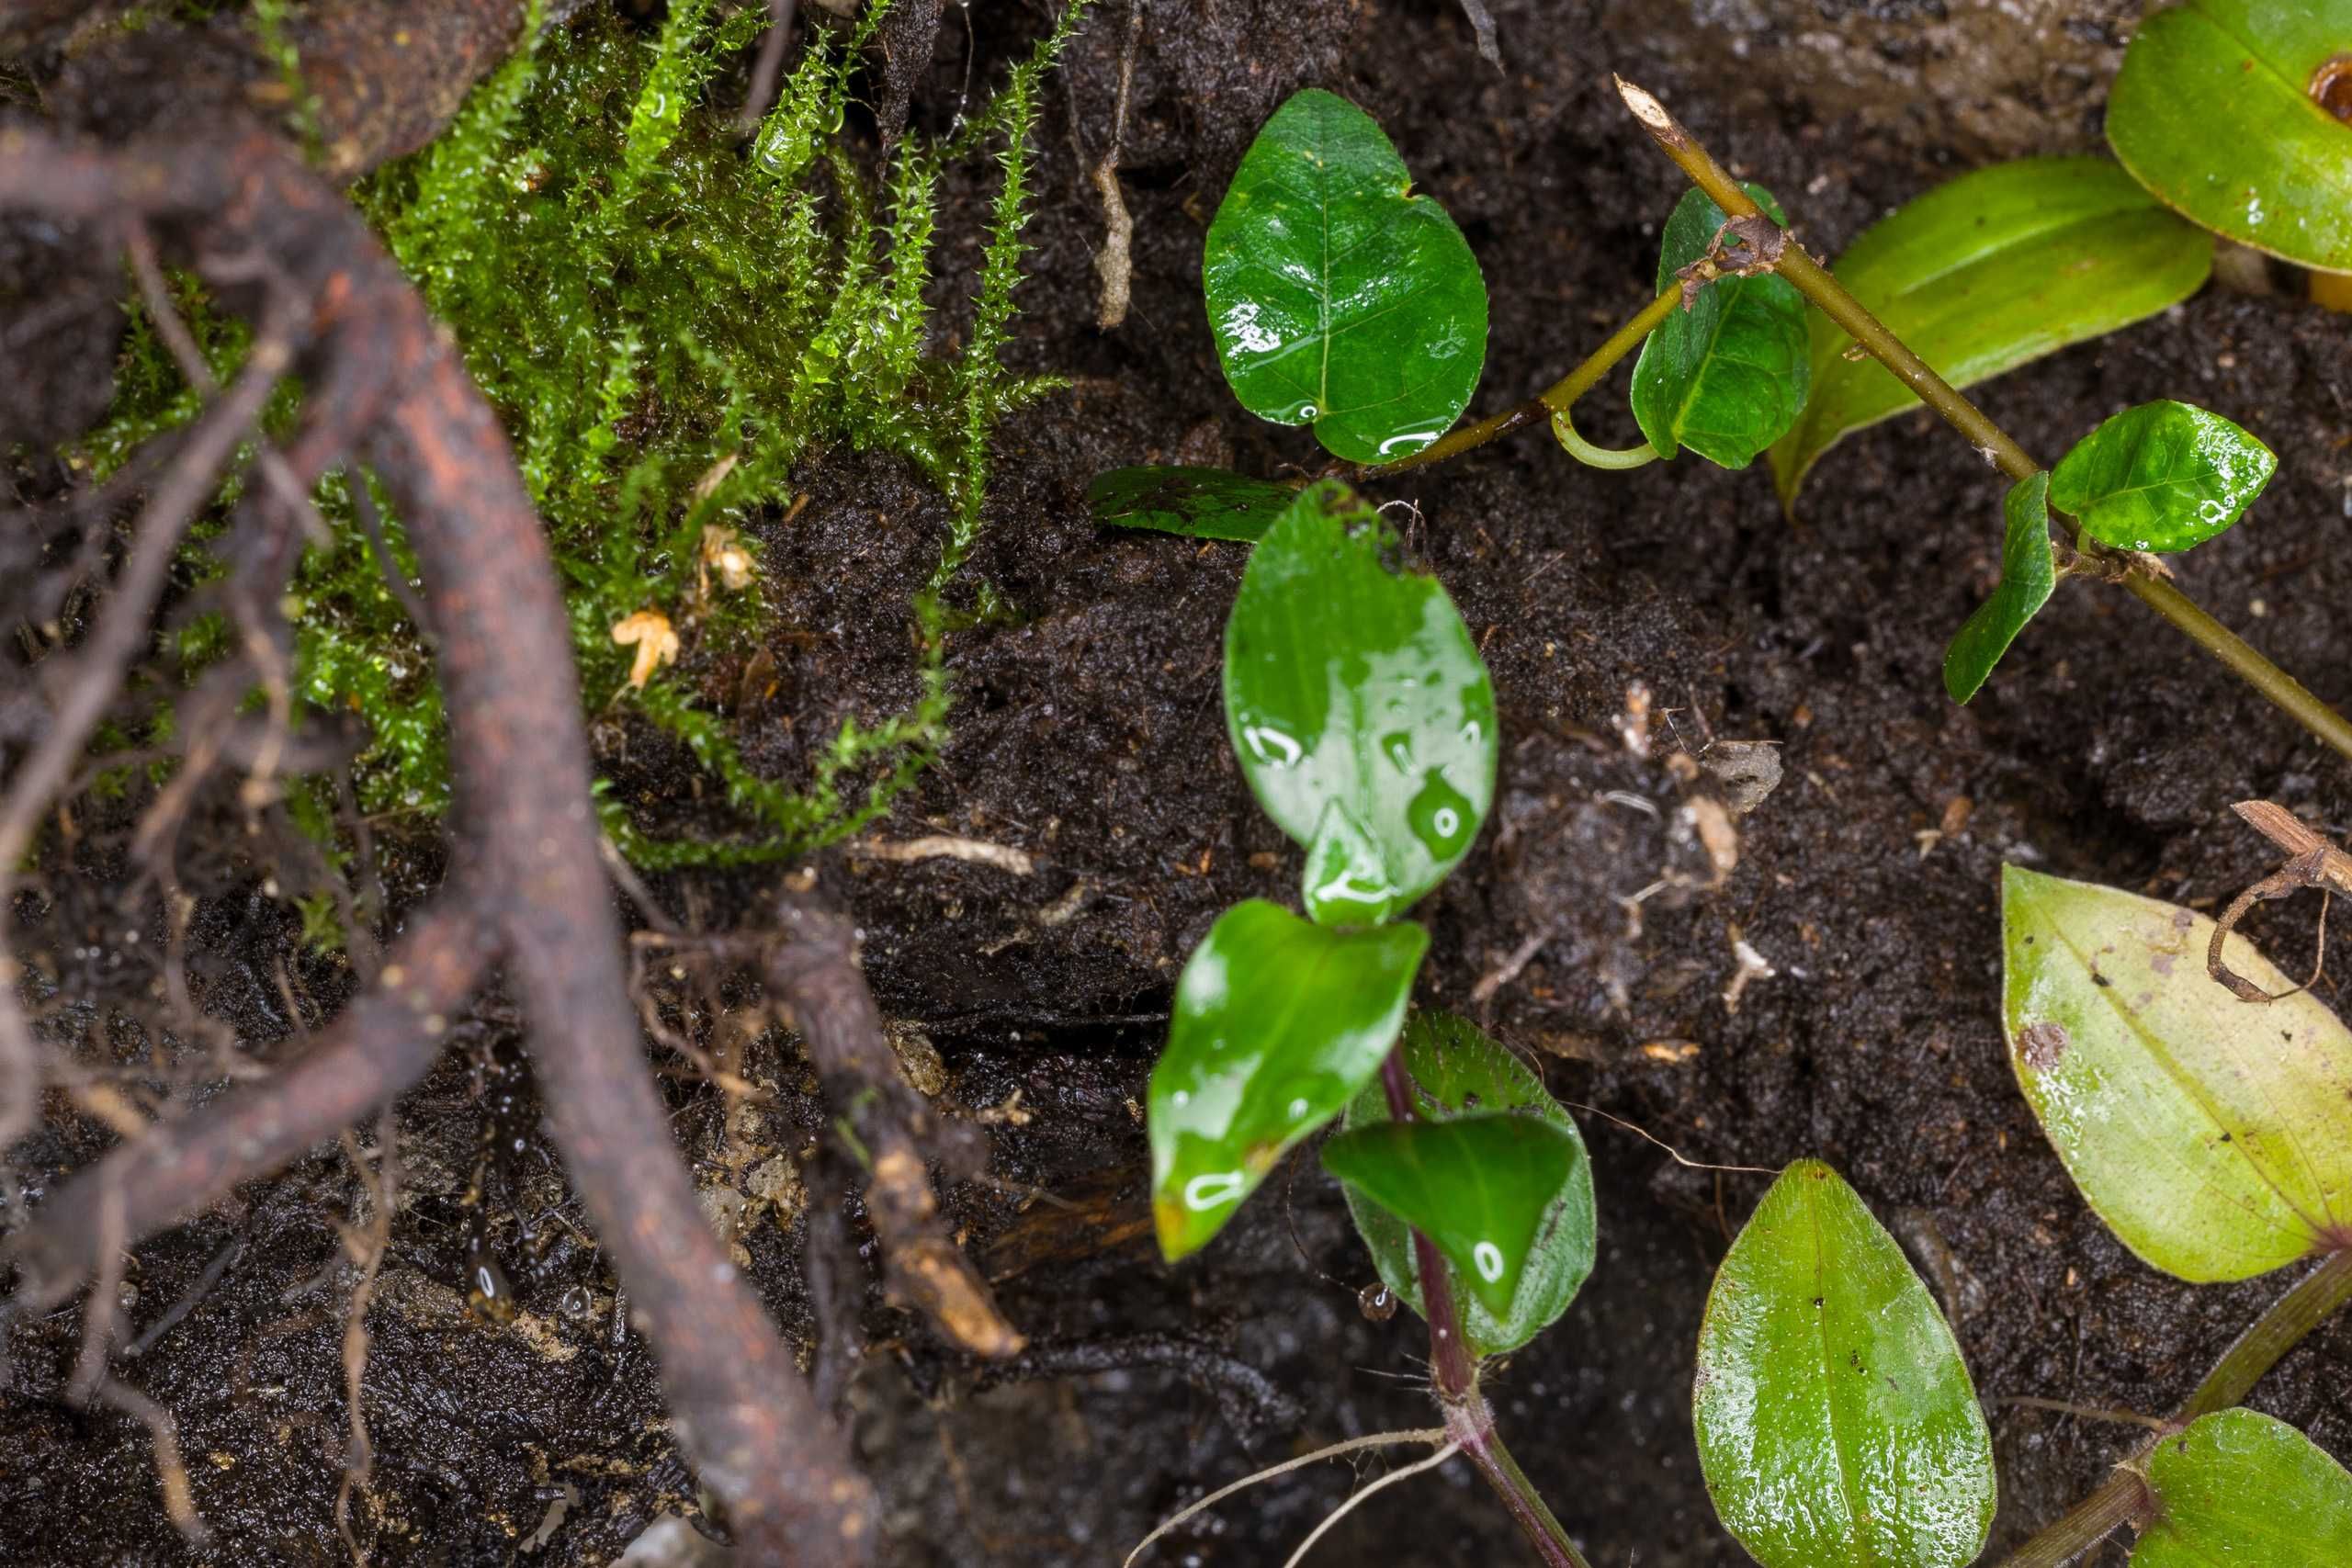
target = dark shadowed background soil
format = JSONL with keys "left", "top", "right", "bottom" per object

{"left": 6, "top": 1, "right": 2351, "bottom": 1563}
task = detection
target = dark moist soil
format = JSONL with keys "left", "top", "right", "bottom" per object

{"left": 9, "top": 2, "right": 2352, "bottom": 1564}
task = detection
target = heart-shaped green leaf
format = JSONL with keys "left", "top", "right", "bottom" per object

{"left": 2001, "top": 864, "right": 2352, "bottom": 1282}
{"left": 1148, "top": 899, "right": 1427, "bottom": 1261}
{"left": 2133, "top": 1408, "right": 2352, "bottom": 1566}
{"left": 2109, "top": 0, "right": 2352, "bottom": 275}
{"left": 1336, "top": 1011, "right": 1596, "bottom": 1351}
{"left": 2049, "top": 400, "right": 2278, "bottom": 553}
{"left": 1225, "top": 482, "right": 1498, "bottom": 926}
{"left": 1087, "top": 466, "right": 1297, "bottom": 543}
{"left": 1203, "top": 88, "right": 1489, "bottom": 464}
{"left": 1323, "top": 1113, "right": 1583, "bottom": 1324}
{"left": 1630, "top": 184, "right": 1811, "bottom": 469}
{"left": 1766, "top": 157, "right": 2212, "bottom": 513}
{"left": 1694, "top": 1161, "right": 1996, "bottom": 1568}
{"left": 1944, "top": 471, "right": 2058, "bottom": 703}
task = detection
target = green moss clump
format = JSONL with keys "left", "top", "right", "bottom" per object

{"left": 282, "top": 0, "right": 1088, "bottom": 868}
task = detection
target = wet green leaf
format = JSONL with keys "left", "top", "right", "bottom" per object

{"left": 1323, "top": 1113, "right": 1582, "bottom": 1323}
{"left": 1225, "top": 482, "right": 1498, "bottom": 926}
{"left": 1338, "top": 1011, "right": 1595, "bottom": 1353}
{"left": 1086, "top": 466, "right": 1296, "bottom": 543}
{"left": 1944, "top": 471, "right": 2058, "bottom": 704}
{"left": 1766, "top": 157, "right": 2212, "bottom": 513}
{"left": 1694, "top": 1161, "right": 1996, "bottom": 1568}
{"left": 2049, "top": 400, "right": 2277, "bottom": 553}
{"left": 2133, "top": 1408, "right": 2352, "bottom": 1566}
{"left": 1149, "top": 899, "right": 1427, "bottom": 1261}
{"left": 2109, "top": 0, "right": 2352, "bottom": 275}
{"left": 2001, "top": 865, "right": 2352, "bottom": 1281}
{"left": 1630, "top": 184, "right": 1811, "bottom": 469}
{"left": 1203, "top": 88, "right": 1488, "bottom": 464}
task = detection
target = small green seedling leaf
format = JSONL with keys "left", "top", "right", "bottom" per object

{"left": 2109, "top": 0, "right": 2352, "bottom": 275}
{"left": 2132, "top": 1408, "right": 2352, "bottom": 1566}
{"left": 1630, "top": 184, "right": 1811, "bottom": 469}
{"left": 1149, "top": 899, "right": 1427, "bottom": 1261}
{"left": 1340, "top": 1010, "right": 1595, "bottom": 1355}
{"left": 2048, "top": 400, "right": 2277, "bottom": 553}
{"left": 1323, "top": 1113, "right": 1582, "bottom": 1323}
{"left": 1225, "top": 482, "right": 1498, "bottom": 926}
{"left": 1203, "top": 88, "right": 1489, "bottom": 464}
{"left": 1693, "top": 1161, "right": 1996, "bottom": 1568}
{"left": 1767, "top": 156, "right": 2212, "bottom": 513}
{"left": 1944, "top": 470, "right": 2057, "bottom": 704}
{"left": 2001, "top": 865, "right": 2352, "bottom": 1282}
{"left": 1086, "top": 466, "right": 1297, "bottom": 543}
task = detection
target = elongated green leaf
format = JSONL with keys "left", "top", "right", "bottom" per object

{"left": 1945, "top": 471, "right": 2058, "bottom": 703}
{"left": 1203, "top": 88, "right": 1488, "bottom": 464}
{"left": 1226, "top": 482, "right": 1498, "bottom": 926}
{"left": 1338, "top": 1011, "right": 1595, "bottom": 1353}
{"left": 2049, "top": 400, "right": 2277, "bottom": 553}
{"left": 1630, "top": 184, "right": 1811, "bottom": 469}
{"left": 2109, "top": 0, "right": 2352, "bottom": 274}
{"left": 1767, "top": 157, "right": 2212, "bottom": 513}
{"left": 2001, "top": 865, "right": 2352, "bottom": 1281}
{"left": 1323, "top": 1114, "right": 1581, "bottom": 1323}
{"left": 1694, "top": 1161, "right": 1996, "bottom": 1568}
{"left": 1148, "top": 900, "right": 1427, "bottom": 1261}
{"left": 2133, "top": 1408, "right": 2352, "bottom": 1566}
{"left": 1086, "top": 466, "right": 1296, "bottom": 543}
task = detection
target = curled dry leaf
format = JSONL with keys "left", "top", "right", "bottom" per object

{"left": 611, "top": 609, "right": 681, "bottom": 689}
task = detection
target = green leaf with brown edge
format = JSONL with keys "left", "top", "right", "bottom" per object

{"left": 1337, "top": 1010, "right": 1596, "bottom": 1353}
{"left": 2049, "top": 400, "right": 2277, "bottom": 553}
{"left": 2133, "top": 1408, "right": 2352, "bottom": 1566}
{"left": 1766, "top": 156, "right": 2212, "bottom": 514}
{"left": 1630, "top": 183, "right": 1811, "bottom": 469}
{"left": 2001, "top": 864, "right": 2352, "bottom": 1282}
{"left": 2108, "top": 0, "right": 2352, "bottom": 275}
{"left": 1086, "top": 466, "right": 1297, "bottom": 543}
{"left": 1148, "top": 899, "right": 1427, "bottom": 1261}
{"left": 1944, "top": 470, "right": 2057, "bottom": 704}
{"left": 1225, "top": 481, "right": 1498, "bottom": 927}
{"left": 1693, "top": 1160, "right": 1996, "bottom": 1568}
{"left": 1203, "top": 88, "right": 1488, "bottom": 464}
{"left": 1322, "top": 1112, "right": 1583, "bottom": 1324}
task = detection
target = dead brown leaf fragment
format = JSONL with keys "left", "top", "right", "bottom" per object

{"left": 610, "top": 610, "right": 679, "bottom": 689}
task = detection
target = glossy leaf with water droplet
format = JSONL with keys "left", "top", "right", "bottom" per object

{"left": 1766, "top": 157, "right": 2211, "bottom": 513}
{"left": 1225, "top": 482, "right": 1498, "bottom": 926}
{"left": 1694, "top": 1160, "right": 1996, "bottom": 1568}
{"left": 1323, "top": 1113, "right": 1582, "bottom": 1323}
{"left": 1944, "top": 471, "right": 2057, "bottom": 704}
{"left": 2001, "top": 864, "right": 2352, "bottom": 1281}
{"left": 2108, "top": 0, "right": 2352, "bottom": 275}
{"left": 1203, "top": 88, "right": 1488, "bottom": 464}
{"left": 1148, "top": 900, "right": 1427, "bottom": 1261}
{"left": 2049, "top": 400, "right": 2277, "bottom": 553}
{"left": 1629, "top": 184, "right": 1811, "bottom": 469}
{"left": 2132, "top": 1408, "right": 2352, "bottom": 1566}
{"left": 1338, "top": 1011, "right": 1596, "bottom": 1353}
{"left": 1086, "top": 466, "right": 1297, "bottom": 543}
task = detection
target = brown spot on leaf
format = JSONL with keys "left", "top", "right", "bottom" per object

{"left": 2018, "top": 1021, "right": 2070, "bottom": 1071}
{"left": 2313, "top": 55, "right": 2352, "bottom": 122}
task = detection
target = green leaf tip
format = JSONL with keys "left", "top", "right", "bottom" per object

{"left": 1148, "top": 900, "right": 1426, "bottom": 1262}
{"left": 1943, "top": 470, "right": 2057, "bottom": 704}
{"left": 1204, "top": 88, "right": 1489, "bottom": 464}
{"left": 1086, "top": 465, "right": 1297, "bottom": 543}
{"left": 1630, "top": 184, "right": 1811, "bottom": 469}
{"left": 1225, "top": 483, "right": 1498, "bottom": 926}
{"left": 2049, "top": 399, "right": 2276, "bottom": 553}
{"left": 1694, "top": 1159, "right": 1996, "bottom": 1568}
{"left": 1338, "top": 1011, "right": 1596, "bottom": 1354}
{"left": 2000, "top": 864, "right": 2352, "bottom": 1281}
{"left": 2133, "top": 1407, "right": 2352, "bottom": 1567}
